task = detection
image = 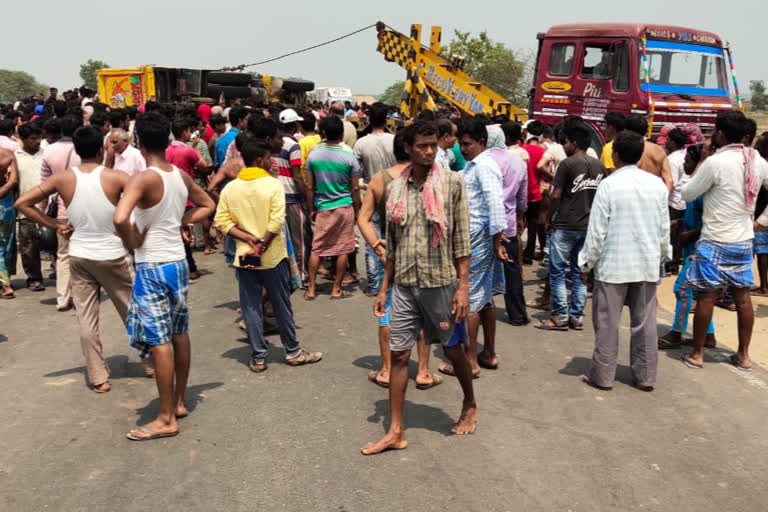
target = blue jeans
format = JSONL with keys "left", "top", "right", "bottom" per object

{"left": 365, "top": 213, "right": 384, "bottom": 293}
{"left": 549, "top": 229, "right": 587, "bottom": 325}
{"left": 236, "top": 259, "right": 300, "bottom": 363}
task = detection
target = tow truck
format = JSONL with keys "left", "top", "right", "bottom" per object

{"left": 377, "top": 22, "right": 741, "bottom": 148}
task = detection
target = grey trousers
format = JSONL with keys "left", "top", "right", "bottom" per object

{"left": 590, "top": 280, "right": 658, "bottom": 388}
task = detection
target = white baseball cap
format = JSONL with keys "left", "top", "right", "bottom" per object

{"left": 279, "top": 108, "right": 304, "bottom": 124}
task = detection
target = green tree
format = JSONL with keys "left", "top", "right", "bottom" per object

{"left": 0, "top": 70, "right": 48, "bottom": 103}
{"left": 379, "top": 80, "right": 405, "bottom": 106}
{"left": 751, "top": 80, "right": 768, "bottom": 111}
{"left": 79, "top": 59, "right": 109, "bottom": 90}
{"left": 443, "top": 30, "right": 532, "bottom": 107}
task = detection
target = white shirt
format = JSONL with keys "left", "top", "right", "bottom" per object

{"left": 507, "top": 144, "right": 529, "bottom": 163}
{"left": 682, "top": 145, "right": 768, "bottom": 244}
{"left": 0, "top": 135, "right": 19, "bottom": 152}
{"left": 542, "top": 143, "right": 567, "bottom": 177}
{"left": 436, "top": 146, "right": 451, "bottom": 171}
{"left": 14, "top": 148, "right": 44, "bottom": 218}
{"left": 668, "top": 149, "right": 687, "bottom": 211}
{"left": 114, "top": 145, "right": 146, "bottom": 176}
{"left": 579, "top": 165, "right": 671, "bottom": 283}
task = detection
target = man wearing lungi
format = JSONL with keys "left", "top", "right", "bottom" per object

{"left": 680, "top": 112, "right": 768, "bottom": 371}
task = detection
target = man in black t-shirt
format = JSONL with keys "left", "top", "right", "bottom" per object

{"left": 535, "top": 121, "right": 606, "bottom": 331}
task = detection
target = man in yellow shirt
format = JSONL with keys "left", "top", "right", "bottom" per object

{"left": 298, "top": 113, "right": 321, "bottom": 184}
{"left": 214, "top": 137, "right": 322, "bottom": 373}
{"left": 601, "top": 112, "right": 626, "bottom": 173}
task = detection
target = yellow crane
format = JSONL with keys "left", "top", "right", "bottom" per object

{"left": 375, "top": 21, "right": 528, "bottom": 121}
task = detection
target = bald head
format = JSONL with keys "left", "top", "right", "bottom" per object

{"left": 330, "top": 102, "right": 345, "bottom": 118}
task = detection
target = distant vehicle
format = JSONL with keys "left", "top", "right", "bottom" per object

{"left": 96, "top": 66, "right": 314, "bottom": 108}
{"left": 307, "top": 87, "right": 354, "bottom": 105}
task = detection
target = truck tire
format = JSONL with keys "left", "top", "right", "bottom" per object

{"left": 281, "top": 78, "right": 314, "bottom": 92}
{"left": 205, "top": 85, "right": 251, "bottom": 99}
{"left": 206, "top": 72, "right": 253, "bottom": 86}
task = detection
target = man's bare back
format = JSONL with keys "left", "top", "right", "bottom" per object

{"left": 638, "top": 141, "right": 672, "bottom": 192}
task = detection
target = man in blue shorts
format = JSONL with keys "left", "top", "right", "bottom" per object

{"left": 114, "top": 112, "right": 215, "bottom": 441}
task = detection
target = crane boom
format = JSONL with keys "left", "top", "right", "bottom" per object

{"left": 376, "top": 21, "right": 528, "bottom": 121}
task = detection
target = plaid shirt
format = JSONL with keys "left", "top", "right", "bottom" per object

{"left": 578, "top": 165, "right": 671, "bottom": 283}
{"left": 460, "top": 151, "right": 507, "bottom": 237}
{"left": 386, "top": 170, "right": 470, "bottom": 288}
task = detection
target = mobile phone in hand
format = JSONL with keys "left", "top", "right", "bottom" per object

{"left": 239, "top": 254, "right": 261, "bottom": 267}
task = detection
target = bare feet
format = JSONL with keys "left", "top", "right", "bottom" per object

{"left": 451, "top": 401, "right": 478, "bottom": 435}
{"left": 360, "top": 431, "right": 408, "bottom": 455}
{"left": 203, "top": 246, "right": 217, "bottom": 255}
{"left": 176, "top": 404, "right": 189, "bottom": 418}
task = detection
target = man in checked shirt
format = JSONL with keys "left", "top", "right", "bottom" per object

{"left": 361, "top": 121, "right": 476, "bottom": 455}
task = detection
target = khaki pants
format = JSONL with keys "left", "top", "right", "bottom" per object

{"left": 70, "top": 255, "right": 133, "bottom": 386}
{"left": 56, "top": 232, "right": 72, "bottom": 309}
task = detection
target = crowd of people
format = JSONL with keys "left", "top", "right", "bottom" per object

{"left": 1, "top": 86, "right": 767, "bottom": 453}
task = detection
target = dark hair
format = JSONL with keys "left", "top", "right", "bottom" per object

{"left": 136, "top": 112, "right": 171, "bottom": 152}
{"left": 241, "top": 138, "right": 273, "bottom": 167}
{"left": 416, "top": 110, "right": 436, "bottom": 122}
{"left": 0, "top": 119, "right": 14, "bottom": 136}
{"left": 526, "top": 120, "right": 544, "bottom": 137}
{"left": 108, "top": 109, "right": 127, "bottom": 128}
{"left": 209, "top": 114, "right": 226, "bottom": 128}
{"left": 686, "top": 144, "right": 703, "bottom": 165}
{"left": 59, "top": 115, "right": 82, "bottom": 137}
{"left": 229, "top": 106, "right": 249, "bottom": 127}
{"left": 144, "top": 101, "right": 161, "bottom": 113}
{"left": 625, "top": 114, "right": 649, "bottom": 136}
{"left": 667, "top": 128, "right": 687, "bottom": 149}
{"left": 369, "top": 102, "right": 388, "bottom": 128}
{"left": 53, "top": 100, "right": 68, "bottom": 118}
{"left": 299, "top": 112, "right": 316, "bottom": 132}
{"left": 89, "top": 111, "right": 109, "bottom": 129}
{"left": 714, "top": 111, "right": 747, "bottom": 144}
{"left": 43, "top": 118, "right": 61, "bottom": 137}
{"left": 604, "top": 112, "right": 626, "bottom": 131}
{"left": 756, "top": 131, "right": 768, "bottom": 160}
{"left": 17, "top": 123, "right": 42, "bottom": 140}
{"left": 436, "top": 118, "right": 455, "bottom": 138}
{"left": 73, "top": 126, "right": 104, "bottom": 159}
{"left": 393, "top": 127, "right": 409, "bottom": 162}
{"left": 319, "top": 116, "right": 344, "bottom": 141}
{"left": 457, "top": 118, "right": 488, "bottom": 144}
{"left": 403, "top": 120, "right": 438, "bottom": 145}
{"left": 501, "top": 121, "right": 522, "bottom": 144}
{"left": 171, "top": 117, "right": 193, "bottom": 138}
{"left": 563, "top": 121, "right": 592, "bottom": 151}
{"left": 744, "top": 117, "right": 758, "bottom": 145}
{"left": 541, "top": 125, "right": 554, "bottom": 141}
{"left": 250, "top": 117, "right": 278, "bottom": 140}
{"left": 612, "top": 130, "right": 645, "bottom": 165}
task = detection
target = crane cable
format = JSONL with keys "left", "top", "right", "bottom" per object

{"left": 219, "top": 23, "right": 380, "bottom": 71}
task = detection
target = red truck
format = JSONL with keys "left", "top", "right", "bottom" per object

{"left": 530, "top": 23, "right": 738, "bottom": 149}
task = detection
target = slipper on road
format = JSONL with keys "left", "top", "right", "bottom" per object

{"left": 126, "top": 426, "right": 179, "bottom": 441}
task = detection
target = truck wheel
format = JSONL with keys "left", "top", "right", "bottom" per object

{"left": 281, "top": 78, "right": 315, "bottom": 92}
{"left": 205, "top": 85, "right": 251, "bottom": 99}
{"left": 206, "top": 72, "right": 254, "bottom": 86}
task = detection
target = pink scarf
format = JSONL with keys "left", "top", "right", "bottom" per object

{"left": 724, "top": 144, "right": 759, "bottom": 208}
{"left": 386, "top": 163, "right": 447, "bottom": 247}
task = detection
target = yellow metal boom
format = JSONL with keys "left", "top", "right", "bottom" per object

{"left": 376, "top": 22, "right": 528, "bottom": 121}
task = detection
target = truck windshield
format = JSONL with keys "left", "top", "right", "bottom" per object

{"left": 640, "top": 40, "right": 728, "bottom": 97}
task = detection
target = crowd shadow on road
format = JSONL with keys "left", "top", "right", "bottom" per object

{"left": 214, "top": 300, "right": 240, "bottom": 311}
{"left": 558, "top": 356, "right": 636, "bottom": 387}
{"left": 133, "top": 381, "right": 224, "bottom": 425}
{"left": 367, "top": 399, "right": 455, "bottom": 436}
{"left": 44, "top": 354, "right": 151, "bottom": 380}
{"left": 661, "top": 345, "right": 734, "bottom": 364}
{"left": 0, "top": 334, "right": 7, "bottom": 343}
{"left": 221, "top": 344, "right": 285, "bottom": 367}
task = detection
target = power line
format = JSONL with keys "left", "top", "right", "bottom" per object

{"left": 219, "top": 23, "right": 379, "bottom": 71}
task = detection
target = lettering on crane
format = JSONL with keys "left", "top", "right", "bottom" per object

{"left": 425, "top": 65, "right": 486, "bottom": 114}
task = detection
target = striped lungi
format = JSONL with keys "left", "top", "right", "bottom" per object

{"left": 468, "top": 229, "right": 505, "bottom": 314}
{"left": 311, "top": 205, "right": 356, "bottom": 257}
{"left": 685, "top": 239, "right": 753, "bottom": 291}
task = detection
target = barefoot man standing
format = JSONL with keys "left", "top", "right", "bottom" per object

{"left": 361, "top": 121, "right": 477, "bottom": 455}
{"left": 114, "top": 112, "right": 215, "bottom": 441}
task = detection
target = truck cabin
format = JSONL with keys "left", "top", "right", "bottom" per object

{"left": 532, "top": 23, "right": 733, "bottom": 152}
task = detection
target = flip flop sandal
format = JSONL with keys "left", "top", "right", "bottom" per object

{"left": 534, "top": 320, "right": 568, "bottom": 331}
{"left": 126, "top": 426, "right": 180, "bottom": 441}
{"left": 367, "top": 370, "right": 389, "bottom": 388}
{"left": 438, "top": 364, "right": 480, "bottom": 379}
{"left": 680, "top": 353, "right": 703, "bottom": 369}
{"left": 477, "top": 358, "right": 499, "bottom": 370}
{"left": 415, "top": 374, "right": 443, "bottom": 390}
{"left": 285, "top": 349, "right": 323, "bottom": 366}
{"left": 581, "top": 374, "right": 612, "bottom": 391}
{"left": 526, "top": 299, "right": 550, "bottom": 311}
{"left": 729, "top": 354, "right": 752, "bottom": 372}
{"left": 90, "top": 381, "right": 111, "bottom": 393}
{"left": 658, "top": 336, "right": 683, "bottom": 350}
{"left": 330, "top": 290, "right": 354, "bottom": 300}
{"left": 1, "top": 293, "right": 15, "bottom": 300}
{"left": 303, "top": 292, "right": 317, "bottom": 301}
{"left": 249, "top": 361, "right": 267, "bottom": 373}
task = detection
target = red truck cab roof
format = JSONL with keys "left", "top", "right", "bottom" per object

{"left": 543, "top": 23, "right": 723, "bottom": 48}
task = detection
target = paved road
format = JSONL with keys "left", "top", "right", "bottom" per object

{"left": 1, "top": 251, "right": 767, "bottom": 511}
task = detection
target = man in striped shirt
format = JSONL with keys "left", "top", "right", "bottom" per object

{"left": 305, "top": 117, "right": 361, "bottom": 299}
